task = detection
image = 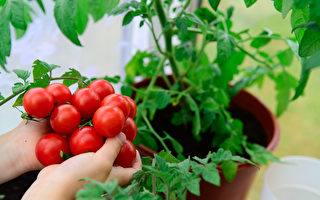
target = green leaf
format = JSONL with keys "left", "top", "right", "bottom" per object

{"left": 250, "top": 29, "right": 272, "bottom": 48}
{"left": 36, "top": 0, "right": 46, "bottom": 13}
{"left": 0, "top": 14, "right": 11, "bottom": 72}
{"left": 275, "top": 71, "right": 292, "bottom": 116}
{"left": 299, "top": 29, "right": 320, "bottom": 57}
{"left": 244, "top": 0, "right": 257, "bottom": 8}
{"left": 282, "top": 0, "right": 294, "bottom": 18}
{"left": 110, "top": 1, "right": 140, "bottom": 15}
{"left": 60, "top": 151, "right": 71, "bottom": 160}
{"left": 0, "top": 92, "right": 4, "bottom": 100}
{"left": 10, "top": 0, "right": 27, "bottom": 30}
{"left": 274, "top": 0, "right": 282, "bottom": 12}
{"left": 217, "top": 30, "right": 236, "bottom": 64}
{"left": 208, "top": 0, "right": 221, "bottom": 11}
{"left": 121, "top": 85, "right": 133, "bottom": 97}
{"left": 291, "top": 7, "right": 309, "bottom": 43}
{"left": 13, "top": 69, "right": 30, "bottom": 82}
{"left": 155, "top": 154, "right": 169, "bottom": 171}
{"left": 185, "top": 177, "right": 201, "bottom": 196}
{"left": 202, "top": 163, "right": 220, "bottom": 186}
{"left": 12, "top": 82, "right": 28, "bottom": 94}
{"left": 303, "top": 49, "right": 320, "bottom": 71}
{"left": 221, "top": 160, "right": 238, "bottom": 182}
{"left": 76, "top": 180, "right": 105, "bottom": 200}
{"left": 90, "top": 0, "right": 120, "bottom": 21}
{"left": 155, "top": 91, "right": 171, "bottom": 109}
{"left": 158, "top": 150, "right": 180, "bottom": 163}
{"left": 32, "top": 62, "right": 50, "bottom": 88}
{"left": 175, "top": 17, "right": 188, "bottom": 35}
{"left": 12, "top": 92, "right": 25, "bottom": 107}
{"left": 122, "top": 10, "right": 139, "bottom": 26}
{"left": 277, "top": 48, "right": 294, "bottom": 66}
{"left": 61, "top": 68, "right": 81, "bottom": 87}
{"left": 163, "top": 131, "right": 184, "bottom": 154}
{"left": 54, "top": 0, "right": 82, "bottom": 46}
{"left": 244, "top": 142, "right": 280, "bottom": 165}
{"left": 0, "top": 195, "right": 5, "bottom": 200}
{"left": 75, "top": 0, "right": 89, "bottom": 35}
{"left": 185, "top": 94, "right": 201, "bottom": 140}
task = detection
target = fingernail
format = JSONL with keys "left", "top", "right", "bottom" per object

{"left": 117, "top": 132, "right": 126, "bottom": 143}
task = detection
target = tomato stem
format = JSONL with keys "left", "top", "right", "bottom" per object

{"left": 50, "top": 77, "right": 88, "bottom": 86}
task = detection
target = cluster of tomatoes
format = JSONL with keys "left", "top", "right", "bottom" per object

{"left": 22, "top": 79, "right": 137, "bottom": 168}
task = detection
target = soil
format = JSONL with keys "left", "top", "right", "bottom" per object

{"left": 0, "top": 170, "right": 40, "bottom": 200}
{"left": 150, "top": 103, "right": 267, "bottom": 158}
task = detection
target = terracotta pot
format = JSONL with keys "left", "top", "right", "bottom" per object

{"left": 134, "top": 76, "right": 280, "bottom": 200}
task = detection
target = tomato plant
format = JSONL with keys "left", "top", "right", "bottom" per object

{"left": 69, "top": 126, "right": 104, "bottom": 155}
{"left": 71, "top": 88, "right": 101, "bottom": 119}
{"left": 46, "top": 83, "right": 72, "bottom": 106}
{"left": 35, "top": 133, "right": 70, "bottom": 166}
{"left": 122, "top": 118, "right": 137, "bottom": 142}
{"left": 101, "top": 94, "right": 131, "bottom": 119}
{"left": 50, "top": 104, "right": 81, "bottom": 135}
{"left": 88, "top": 79, "right": 114, "bottom": 100}
{"left": 23, "top": 88, "right": 54, "bottom": 118}
{"left": 93, "top": 105, "right": 125, "bottom": 138}
{"left": 114, "top": 140, "right": 136, "bottom": 168}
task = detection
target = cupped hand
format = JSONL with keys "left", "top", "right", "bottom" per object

{"left": 22, "top": 133, "right": 142, "bottom": 200}
{"left": 0, "top": 119, "right": 51, "bottom": 184}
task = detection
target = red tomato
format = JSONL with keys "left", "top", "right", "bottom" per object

{"left": 71, "top": 88, "right": 100, "bottom": 119}
{"left": 69, "top": 126, "right": 104, "bottom": 155}
{"left": 101, "top": 94, "right": 131, "bottom": 119}
{"left": 46, "top": 83, "right": 72, "bottom": 105}
{"left": 50, "top": 104, "right": 81, "bottom": 135}
{"left": 114, "top": 140, "right": 136, "bottom": 168}
{"left": 93, "top": 106, "right": 125, "bottom": 138}
{"left": 124, "top": 96, "right": 137, "bottom": 118}
{"left": 35, "top": 133, "right": 70, "bottom": 166}
{"left": 88, "top": 79, "right": 114, "bottom": 100}
{"left": 122, "top": 118, "right": 137, "bottom": 141}
{"left": 23, "top": 88, "right": 54, "bottom": 118}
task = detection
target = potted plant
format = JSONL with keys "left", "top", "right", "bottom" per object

{"left": 1, "top": 0, "right": 320, "bottom": 199}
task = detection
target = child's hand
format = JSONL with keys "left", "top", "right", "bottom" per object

{"left": 0, "top": 119, "right": 51, "bottom": 184}
{"left": 22, "top": 133, "right": 142, "bottom": 200}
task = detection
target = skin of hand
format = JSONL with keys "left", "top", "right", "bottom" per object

{"left": 0, "top": 119, "right": 51, "bottom": 184}
{"left": 22, "top": 132, "right": 142, "bottom": 200}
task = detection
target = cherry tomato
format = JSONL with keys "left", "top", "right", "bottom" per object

{"left": 114, "top": 140, "right": 136, "bottom": 168}
{"left": 93, "top": 106, "right": 125, "bottom": 138}
{"left": 50, "top": 104, "right": 81, "bottom": 135}
{"left": 69, "top": 126, "right": 104, "bottom": 155}
{"left": 124, "top": 96, "right": 137, "bottom": 118}
{"left": 101, "top": 94, "right": 131, "bottom": 119}
{"left": 46, "top": 83, "right": 72, "bottom": 106}
{"left": 35, "top": 133, "right": 70, "bottom": 166}
{"left": 23, "top": 87, "right": 54, "bottom": 118}
{"left": 122, "top": 118, "right": 137, "bottom": 141}
{"left": 88, "top": 79, "right": 114, "bottom": 100}
{"left": 71, "top": 88, "right": 100, "bottom": 119}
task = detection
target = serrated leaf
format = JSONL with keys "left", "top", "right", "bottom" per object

{"left": 54, "top": 0, "right": 82, "bottom": 46}
{"left": 75, "top": 0, "right": 89, "bottom": 35}
{"left": 13, "top": 69, "right": 30, "bottom": 82}
{"left": 244, "top": 0, "right": 257, "bottom": 8}
{"left": 0, "top": 14, "right": 11, "bottom": 72}
{"left": 12, "top": 82, "right": 27, "bottom": 94}
{"left": 158, "top": 150, "right": 180, "bottom": 163}
{"left": 221, "top": 160, "right": 237, "bottom": 182}
{"left": 110, "top": 1, "right": 139, "bottom": 15}
{"left": 282, "top": 0, "right": 294, "bottom": 18}
{"left": 275, "top": 71, "right": 291, "bottom": 116}
{"left": 244, "top": 142, "right": 280, "bottom": 165}
{"left": 291, "top": 7, "right": 309, "bottom": 43}
{"left": 90, "top": 0, "right": 120, "bottom": 21}
{"left": 12, "top": 92, "right": 25, "bottom": 107}
{"left": 62, "top": 68, "right": 81, "bottom": 87}
{"left": 175, "top": 17, "right": 188, "bottom": 35}
{"left": 250, "top": 30, "right": 272, "bottom": 48}
{"left": 9, "top": 0, "right": 27, "bottom": 30}
{"left": 155, "top": 91, "right": 171, "bottom": 109}
{"left": 217, "top": 30, "right": 236, "bottom": 64}
{"left": 185, "top": 177, "right": 201, "bottom": 196}
{"left": 122, "top": 10, "right": 137, "bottom": 26}
{"left": 76, "top": 181, "right": 105, "bottom": 200}
{"left": 299, "top": 29, "right": 320, "bottom": 57}
{"left": 208, "top": 0, "right": 220, "bottom": 11}
{"left": 277, "top": 48, "right": 294, "bottom": 66}
{"left": 32, "top": 62, "right": 50, "bottom": 88}
{"left": 155, "top": 154, "right": 169, "bottom": 172}
{"left": 202, "top": 163, "right": 220, "bottom": 186}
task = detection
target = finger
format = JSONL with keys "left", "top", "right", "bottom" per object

{"left": 106, "top": 166, "right": 140, "bottom": 186}
{"left": 95, "top": 132, "right": 126, "bottom": 167}
{"left": 132, "top": 150, "right": 142, "bottom": 170}
{"left": 37, "top": 164, "right": 58, "bottom": 179}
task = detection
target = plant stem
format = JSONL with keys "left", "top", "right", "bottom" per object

{"left": 50, "top": 77, "right": 88, "bottom": 86}
{"left": 0, "top": 90, "right": 24, "bottom": 106}
{"left": 154, "top": 0, "right": 180, "bottom": 81}
{"left": 236, "top": 44, "right": 273, "bottom": 69}
{"left": 176, "top": 0, "right": 191, "bottom": 18}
